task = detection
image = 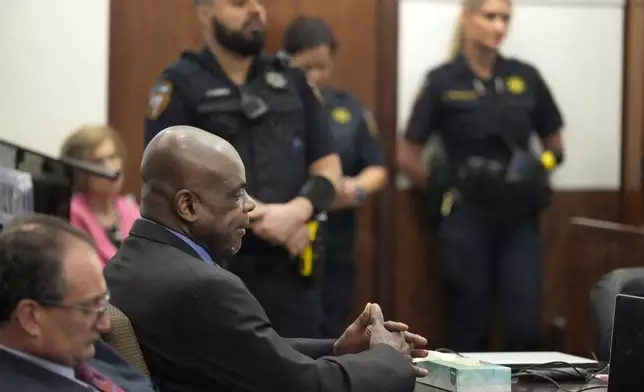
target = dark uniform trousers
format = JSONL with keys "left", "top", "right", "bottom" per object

{"left": 228, "top": 248, "right": 325, "bottom": 338}
{"left": 437, "top": 202, "right": 542, "bottom": 352}
{"left": 322, "top": 235, "right": 357, "bottom": 339}
{"left": 160, "top": 50, "right": 326, "bottom": 339}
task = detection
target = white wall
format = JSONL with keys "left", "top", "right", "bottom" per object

{"left": 0, "top": 0, "right": 110, "bottom": 158}
{"left": 397, "top": 0, "right": 625, "bottom": 190}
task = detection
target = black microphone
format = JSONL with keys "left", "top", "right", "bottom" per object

{"left": 59, "top": 157, "right": 120, "bottom": 181}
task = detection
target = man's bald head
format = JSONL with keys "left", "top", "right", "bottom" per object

{"left": 140, "top": 126, "right": 253, "bottom": 256}
{"left": 141, "top": 125, "right": 241, "bottom": 191}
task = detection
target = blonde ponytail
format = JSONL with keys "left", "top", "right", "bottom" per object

{"left": 448, "top": 21, "right": 465, "bottom": 59}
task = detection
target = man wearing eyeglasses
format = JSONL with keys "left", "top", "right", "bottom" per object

{"left": 0, "top": 214, "right": 157, "bottom": 392}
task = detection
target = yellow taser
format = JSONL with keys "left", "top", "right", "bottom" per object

{"left": 299, "top": 221, "right": 319, "bottom": 276}
{"left": 299, "top": 212, "right": 327, "bottom": 278}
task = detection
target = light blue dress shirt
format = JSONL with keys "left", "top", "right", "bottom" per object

{"left": 141, "top": 217, "right": 214, "bottom": 264}
{"left": 165, "top": 228, "right": 214, "bottom": 265}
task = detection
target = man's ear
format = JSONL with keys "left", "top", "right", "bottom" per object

{"left": 195, "top": 3, "right": 213, "bottom": 28}
{"left": 175, "top": 190, "right": 199, "bottom": 223}
{"left": 15, "top": 300, "right": 43, "bottom": 338}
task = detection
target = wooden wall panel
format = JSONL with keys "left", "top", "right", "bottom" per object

{"left": 264, "top": 0, "right": 377, "bottom": 108}
{"left": 372, "top": 0, "right": 400, "bottom": 317}
{"left": 109, "top": 0, "right": 201, "bottom": 198}
{"left": 624, "top": 0, "right": 644, "bottom": 223}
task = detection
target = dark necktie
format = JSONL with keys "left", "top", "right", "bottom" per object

{"left": 74, "top": 363, "right": 125, "bottom": 392}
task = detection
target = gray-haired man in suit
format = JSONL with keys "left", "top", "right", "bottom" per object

{"left": 0, "top": 214, "right": 156, "bottom": 392}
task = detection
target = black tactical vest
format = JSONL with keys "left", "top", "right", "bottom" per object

{"left": 165, "top": 52, "right": 309, "bottom": 204}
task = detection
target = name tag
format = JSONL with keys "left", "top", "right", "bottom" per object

{"left": 443, "top": 90, "right": 479, "bottom": 101}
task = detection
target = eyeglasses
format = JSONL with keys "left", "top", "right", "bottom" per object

{"left": 38, "top": 291, "right": 110, "bottom": 327}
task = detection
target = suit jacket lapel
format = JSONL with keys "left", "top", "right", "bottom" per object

{"left": 128, "top": 218, "right": 202, "bottom": 261}
{"left": 0, "top": 349, "right": 89, "bottom": 392}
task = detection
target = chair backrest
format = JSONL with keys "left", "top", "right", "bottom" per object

{"left": 589, "top": 267, "right": 644, "bottom": 362}
{"left": 102, "top": 303, "right": 149, "bottom": 376}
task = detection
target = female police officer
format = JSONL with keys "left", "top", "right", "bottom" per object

{"left": 397, "top": 0, "right": 564, "bottom": 352}
{"left": 283, "top": 17, "right": 387, "bottom": 338}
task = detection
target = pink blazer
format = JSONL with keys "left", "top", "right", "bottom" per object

{"left": 70, "top": 193, "right": 140, "bottom": 267}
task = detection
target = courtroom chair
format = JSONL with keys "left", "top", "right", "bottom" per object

{"left": 102, "top": 303, "right": 150, "bottom": 376}
{"left": 589, "top": 267, "right": 644, "bottom": 362}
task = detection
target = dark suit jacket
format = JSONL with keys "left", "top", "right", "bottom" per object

{"left": 0, "top": 340, "right": 157, "bottom": 392}
{"left": 104, "top": 219, "right": 416, "bottom": 392}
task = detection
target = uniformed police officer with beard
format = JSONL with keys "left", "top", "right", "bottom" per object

{"left": 143, "top": 0, "right": 342, "bottom": 339}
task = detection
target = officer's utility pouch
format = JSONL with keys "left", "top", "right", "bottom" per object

{"left": 502, "top": 136, "right": 552, "bottom": 214}
{"left": 297, "top": 211, "right": 327, "bottom": 288}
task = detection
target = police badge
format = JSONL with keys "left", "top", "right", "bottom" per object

{"left": 265, "top": 71, "right": 287, "bottom": 89}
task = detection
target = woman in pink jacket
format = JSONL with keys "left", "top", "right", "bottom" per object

{"left": 60, "top": 125, "right": 139, "bottom": 266}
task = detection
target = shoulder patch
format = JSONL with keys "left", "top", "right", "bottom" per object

{"left": 275, "top": 50, "right": 292, "bottom": 67}
{"left": 363, "top": 109, "right": 379, "bottom": 136}
{"left": 332, "top": 107, "right": 352, "bottom": 124}
{"left": 148, "top": 80, "right": 173, "bottom": 120}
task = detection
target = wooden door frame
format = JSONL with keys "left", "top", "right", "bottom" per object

{"left": 620, "top": 0, "right": 644, "bottom": 224}
{"left": 373, "top": 0, "right": 399, "bottom": 316}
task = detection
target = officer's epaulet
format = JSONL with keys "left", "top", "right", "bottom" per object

{"left": 256, "top": 51, "right": 291, "bottom": 70}
{"left": 179, "top": 51, "right": 201, "bottom": 63}
{"left": 324, "top": 86, "right": 350, "bottom": 101}
{"left": 163, "top": 51, "right": 208, "bottom": 83}
{"left": 274, "top": 50, "right": 292, "bottom": 68}
{"left": 502, "top": 57, "right": 538, "bottom": 75}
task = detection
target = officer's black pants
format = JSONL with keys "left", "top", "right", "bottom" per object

{"left": 228, "top": 254, "right": 324, "bottom": 339}
{"left": 437, "top": 203, "right": 542, "bottom": 352}
{"left": 321, "top": 247, "right": 356, "bottom": 338}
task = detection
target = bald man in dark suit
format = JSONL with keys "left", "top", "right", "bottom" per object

{"left": 105, "top": 126, "right": 429, "bottom": 392}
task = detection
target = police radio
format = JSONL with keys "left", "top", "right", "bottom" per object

{"left": 298, "top": 211, "right": 327, "bottom": 286}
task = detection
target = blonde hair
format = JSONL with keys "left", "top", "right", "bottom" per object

{"left": 448, "top": 0, "right": 511, "bottom": 59}
{"left": 60, "top": 124, "right": 126, "bottom": 162}
{"left": 60, "top": 124, "right": 126, "bottom": 191}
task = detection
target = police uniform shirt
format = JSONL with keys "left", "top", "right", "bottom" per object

{"left": 143, "top": 47, "right": 336, "bottom": 256}
{"left": 404, "top": 54, "right": 564, "bottom": 168}
{"left": 322, "top": 87, "right": 383, "bottom": 250}
{"left": 144, "top": 47, "right": 334, "bottom": 168}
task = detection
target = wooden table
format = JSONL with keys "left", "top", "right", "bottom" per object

{"left": 415, "top": 379, "right": 607, "bottom": 391}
